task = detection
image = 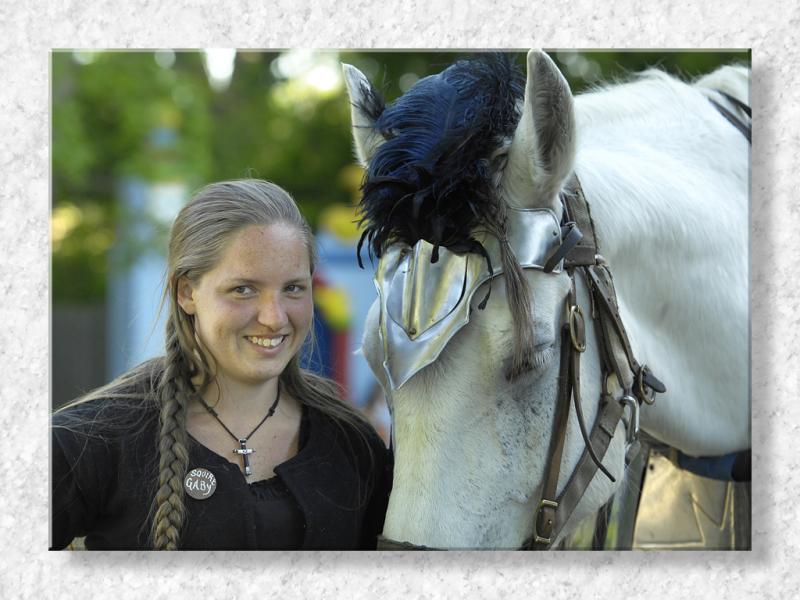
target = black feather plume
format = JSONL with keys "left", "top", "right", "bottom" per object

{"left": 355, "top": 54, "right": 525, "bottom": 265}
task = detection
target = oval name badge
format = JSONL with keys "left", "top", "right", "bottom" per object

{"left": 184, "top": 467, "right": 217, "bottom": 500}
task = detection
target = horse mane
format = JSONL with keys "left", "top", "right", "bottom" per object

{"left": 355, "top": 53, "right": 525, "bottom": 264}
{"left": 577, "top": 64, "right": 750, "bottom": 133}
{"left": 693, "top": 64, "right": 750, "bottom": 106}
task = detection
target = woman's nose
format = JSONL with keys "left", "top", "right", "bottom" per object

{"left": 257, "top": 294, "right": 289, "bottom": 329}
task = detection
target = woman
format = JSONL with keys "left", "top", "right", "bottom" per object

{"left": 52, "top": 179, "right": 391, "bottom": 550}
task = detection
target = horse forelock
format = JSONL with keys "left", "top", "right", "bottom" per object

{"left": 357, "top": 54, "right": 537, "bottom": 382}
{"left": 357, "top": 54, "right": 525, "bottom": 260}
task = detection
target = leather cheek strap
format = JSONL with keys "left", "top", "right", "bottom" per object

{"left": 544, "top": 223, "right": 583, "bottom": 273}
{"left": 531, "top": 321, "right": 574, "bottom": 548}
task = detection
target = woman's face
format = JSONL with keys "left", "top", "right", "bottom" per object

{"left": 177, "top": 223, "right": 313, "bottom": 389}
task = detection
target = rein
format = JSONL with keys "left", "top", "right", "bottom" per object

{"left": 708, "top": 90, "right": 752, "bottom": 143}
{"left": 523, "top": 176, "right": 665, "bottom": 549}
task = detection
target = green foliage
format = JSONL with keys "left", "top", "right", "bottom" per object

{"left": 52, "top": 50, "right": 749, "bottom": 304}
{"left": 52, "top": 51, "right": 214, "bottom": 303}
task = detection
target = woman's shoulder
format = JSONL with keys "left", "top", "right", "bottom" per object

{"left": 53, "top": 396, "right": 157, "bottom": 438}
{"left": 53, "top": 360, "right": 163, "bottom": 440}
{"left": 52, "top": 381, "right": 162, "bottom": 494}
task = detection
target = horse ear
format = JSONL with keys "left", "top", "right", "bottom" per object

{"left": 505, "top": 49, "right": 576, "bottom": 207}
{"left": 342, "top": 63, "right": 384, "bottom": 166}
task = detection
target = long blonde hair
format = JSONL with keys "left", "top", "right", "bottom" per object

{"left": 61, "top": 180, "right": 376, "bottom": 549}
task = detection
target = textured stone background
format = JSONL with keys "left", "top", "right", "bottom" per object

{"left": 2, "top": 0, "right": 796, "bottom": 598}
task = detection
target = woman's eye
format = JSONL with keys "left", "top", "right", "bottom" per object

{"left": 285, "top": 283, "right": 307, "bottom": 294}
{"left": 233, "top": 286, "right": 254, "bottom": 295}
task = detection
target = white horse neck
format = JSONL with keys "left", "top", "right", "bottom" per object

{"left": 571, "top": 70, "right": 750, "bottom": 456}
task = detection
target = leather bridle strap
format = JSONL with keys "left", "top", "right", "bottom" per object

{"left": 717, "top": 90, "right": 751, "bottom": 118}
{"left": 709, "top": 100, "right": 750, "bottom": 143}
{"left": 586, "top": 264, "right": 665, "bottom": 403}
{"left": 525, "top": 91, "right": 745, "bottom": 549}
{"left": 530, "top": 316, "right": 575, "bottom": 547}
{"left": 550, "top": 396, "right": 624, "bottom": 541}
{"left": 708, "top": 92, "right": 751, "bottom": 144}
{"left": 586, "top": 266, "right": 639, "bottom": 385}
{"left": 568, "top": 287, "right": 616, "bottom": 483}
{"left": 526, "top": 268, "right": 629, "bottom": 550}
{"left": 543, "top": 223, "right": 583, "bottom": 273}
{"left": 528, "top": 391, "right": 626, "bottom": 549}
{"left": 525, "top": 176, "right": 666, "bottom": 549}
{"left": 561, "top": 175, "right": 598, "bottom": 268}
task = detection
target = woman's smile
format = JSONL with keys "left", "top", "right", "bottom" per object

{"left": 243, "top": 334, "right": 291, "bottom": 357}
{"left": 245, "top": 334, "right": 288, "bottom": 349}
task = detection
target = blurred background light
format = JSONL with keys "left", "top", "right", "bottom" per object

{"left": 272, "top": 50, "right": 343, "bottom": 94}
{"left": 71, "top": 51, "right": 97, "bottom": 66}
{"left": 203, "top": 48, "right": 237, "bottom": 92}
{"left": 154, "top": 49, "right": 176, "bottom": 69}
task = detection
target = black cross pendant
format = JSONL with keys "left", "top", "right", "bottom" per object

{"left": 233, "top": 439, "right": 255, "bottom": 476}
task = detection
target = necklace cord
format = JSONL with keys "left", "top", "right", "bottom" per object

{"left": 201, "top": 385, "right": 282, "bottom": 442}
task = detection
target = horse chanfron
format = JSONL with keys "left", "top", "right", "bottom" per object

{"left": 345, "top": 50, "right": 750, "bottom": 549}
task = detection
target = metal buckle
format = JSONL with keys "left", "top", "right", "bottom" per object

{"left": 533, "top": 499, "right": 559, "bottom": 545}
{"left": 637, "top": 366, "right": 659, "bottom": 405}
{"left": 620, "top": 395, "right": 640, "bottom": 444}
{"left": 568, "top": 305, "right": 586, "bottom": 352}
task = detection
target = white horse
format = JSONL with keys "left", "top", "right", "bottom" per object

{"left": 344, "top": 50, "right": 749, "bottom": 549}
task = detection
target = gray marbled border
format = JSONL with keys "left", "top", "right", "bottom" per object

{"left": 4, "top": 0, "right": 796, "bottom": 597}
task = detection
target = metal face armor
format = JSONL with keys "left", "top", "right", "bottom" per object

{"left": 373, "top": 207, "right": 563, "bottom": 391}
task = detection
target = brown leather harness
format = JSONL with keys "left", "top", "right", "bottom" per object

{"left": 523, "top": 178, "right": 665, "bottom": 549}
{"left": 526, "top": 90, "right": 751, "bottom": 549}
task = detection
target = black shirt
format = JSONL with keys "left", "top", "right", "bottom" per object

{"left": 51, "top": 398, "right": 391, "bottom": 550}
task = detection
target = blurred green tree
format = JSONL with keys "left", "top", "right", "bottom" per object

{"left": 52, "top": 49, "right": 748, "bottom": 305}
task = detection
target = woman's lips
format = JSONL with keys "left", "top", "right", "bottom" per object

{"left": 244, "top": 335, "right": 288, "bottom": 353}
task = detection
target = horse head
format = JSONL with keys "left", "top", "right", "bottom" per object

{"left": 344, "top": 50, "right": 626, "bottom": 549}
{"left": 344, "top": 51, "right": 749, "bottom": 548}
